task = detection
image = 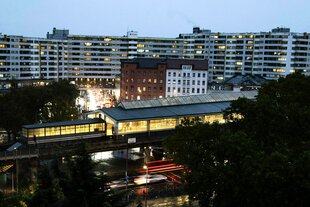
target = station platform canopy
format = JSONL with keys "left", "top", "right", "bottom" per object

{"left": 96, "top": 91, "right": 257, "bottom": 122}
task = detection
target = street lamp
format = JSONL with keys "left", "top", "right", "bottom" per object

{"left": 14, "top": 147, "right": 18, "bottom": 193}
{"left": 143, "top": 164, "right": 148, "bottom": 207}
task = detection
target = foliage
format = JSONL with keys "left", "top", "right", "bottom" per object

{"left": 164, "top": 72, "right": 310, "bottom": 207}
{"left": 0, "top": 80, "right": 79, "bottom": 142}
{"left": 28, "top": 165, "right": 64, "bottom": 207}
{"left": 62, "top": 145, "right": 110, "bottom": 207}
{"left": 27, "top": 145, "right": 120, "bottom": 207}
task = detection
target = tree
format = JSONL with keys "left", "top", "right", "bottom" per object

{"left": 0, "top": 80, "right": 79, "bottom": 142}
{"left": 62, "top": 145, "right": 112, "bottom": 207}
{"left": 42, "top": 81, "right": 79, "bottom": 122}
{"left": 164, "top": 72, "right": 310, "bottom": 207}
{"left": 29, "top": 165, "right": 64, "bottom": 207}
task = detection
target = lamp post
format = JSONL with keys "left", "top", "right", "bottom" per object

{"left": 143, "top": 165, "right": 148, "bottom": 207}
{"left": 14, "top": 147, "right": 18, "bottom": 193}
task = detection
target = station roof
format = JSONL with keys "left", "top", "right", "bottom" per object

{"left": 101, "top": 101, "right": 231, "bottom": 122}
{"left": 118, "top": 91, "right": 257, "bottom": 110}
{"left": 22, "top": 118, "right": 104, "bottom": 129}
{"left": 100, "top": 91, "right": 257, "bottom": 122}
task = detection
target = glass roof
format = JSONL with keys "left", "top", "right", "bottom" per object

{"left": 119, "top": 91, "right": 257, "bottom": 110}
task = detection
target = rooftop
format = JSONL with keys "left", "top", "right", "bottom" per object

{"left": 98, "top": 91, "right": 257, "bottom": 122}
{"left": 121, "top": 58, "right": 208, "bottom": 70}
{"left": 118, "top": 91, "right": 257, "bottom": 110}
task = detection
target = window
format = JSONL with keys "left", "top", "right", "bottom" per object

{"left": 202, "top": 81, "right": 205, "bottom": 85}
{"left": 173, "top": 72, "right": 176, "bottom": 77}
{"left": 197, "top": 88, "right": 200, "bottom": 93}
{"left": 167, "top": 87, "right": 171, "bottom": 92}
{"left": 154, "top": 79, "right": 157, "bottom": 83}
{"left": 192, "top": 80, "right": 195, "bottom": 85}
{"left": 118, "top": 121, "right": 147, "bottom": 134}
{"left": 192, "top": 88, "right": 195, "bottom": 93}
{"left": 197, "top": 80, "right": 200, "bottom": 85}
{"left": 198, "top": 73, "right": 201, "bottom": 77}
{"left": 202, "top": 88, "right": 205, "bottom": 93}
{"left": 150, "top": 118, "right": 176, "bottom": 131}
{"left": 202, "top": 73, "right": 206, "bottom": 78}
{"left": 168, "top": 72, "right": 171, "bottom": 77}
{"left": 193, "top": 73, "right": 196, "bottom": 77}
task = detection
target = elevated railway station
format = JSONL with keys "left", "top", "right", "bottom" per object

{"left": 0, "top": 91, "right": 257, "bottom": 161}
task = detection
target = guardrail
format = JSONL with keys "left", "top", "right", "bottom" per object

{"left": 0, "top": 148, "right": 39, "bottom": 161}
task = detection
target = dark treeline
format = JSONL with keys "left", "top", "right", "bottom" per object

{"left": 164, "top": 72, "right": 310, "bottom": 207}
{"left": 0, "top": 80, "right": 79, "bottom": 142}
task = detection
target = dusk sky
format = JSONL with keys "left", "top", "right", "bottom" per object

{"left": 1, "top": 0, "right": 309, "bottom": 38}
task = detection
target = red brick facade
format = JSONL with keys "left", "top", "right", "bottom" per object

{"left": 120, "top": 59, "right": 166, "bottom": 100}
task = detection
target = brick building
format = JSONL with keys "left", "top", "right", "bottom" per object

{"left": 120, "top": 58, "right": 167, "bottom": 100}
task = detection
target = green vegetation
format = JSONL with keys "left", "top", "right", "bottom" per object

{"left": 0, "top": 80, "right": 79, "bottom": 142}
{"left": 164, "top": 72, "right": 310, "bottom": 207}
{"left": 27, "top": 145, "right": 122, "bottom": 207}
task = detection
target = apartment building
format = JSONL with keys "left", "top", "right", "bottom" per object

{"left": 120, "top": 58, "right": 208, "bottom": 100}
{"left": 1, "top": 27, "right": 309, "bottom": 89}
{"left": 179, "top": 27, "right": 310, "bottom": 81}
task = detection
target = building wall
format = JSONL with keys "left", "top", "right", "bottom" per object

{"left": 166, "top": 65, "right": 208, "bottom": 97}
{"left": 120, "top": 62, "right": 166, "bottom": 100}
{"left": 1, "top": 27, "right": 310, "bottom": 87}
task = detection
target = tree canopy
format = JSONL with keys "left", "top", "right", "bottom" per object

{"left": 0, "top": 80, "right": 79, "bottom": 142}
{"left": 29, "top": 145, "right": 118, "bottom": 207}
{"left": 164, "top": 72, "right": 310, "bottom": 207}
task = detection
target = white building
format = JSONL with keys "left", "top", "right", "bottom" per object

{"left": 165, "top": 59, "right": 208, "bottom": 97}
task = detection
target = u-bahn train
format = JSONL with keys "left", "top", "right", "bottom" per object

{"left": 21, "top": 118, "right": 108, "bottom": 144}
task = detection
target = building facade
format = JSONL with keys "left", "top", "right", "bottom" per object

{"left": 165, "top": 59, "right": 208, "bottom": 97}
{"left": 120, "top": 58, "right": 208, "bottom": 100}
{"left": 1, "top": 27, "right": 309, "bottom": 89}
{"left": 120, "top": 58, "right": 167, "bottom": 100}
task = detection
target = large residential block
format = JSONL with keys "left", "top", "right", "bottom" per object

{"left": 0, "top": 27, "right": 309, "bottom": 89}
